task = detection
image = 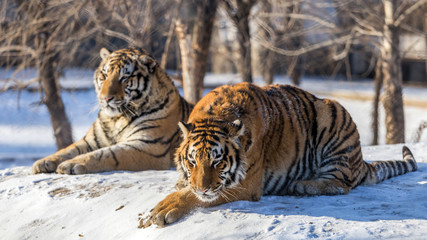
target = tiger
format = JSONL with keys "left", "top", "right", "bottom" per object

{"left": 32, "top": 47, "right": 193, "bottom": 174}
{"left": 141, "top": 82, "right": 417, "bottom": 228}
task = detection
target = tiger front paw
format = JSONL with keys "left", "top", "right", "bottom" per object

{"left": 32, "top": 158, "right": 59, "bottom": 174}
{"left": 56, "top": 161, "right": 87, "bottom": 175}
{"left": 139, "top": 189, "right": 195, "bottom": 228}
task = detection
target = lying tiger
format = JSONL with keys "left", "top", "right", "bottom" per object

{"left": 141, "top": 82, "right": 417, "bottom": 227}
{"left": 33, "top": 47, "right": 192, "bottom": 174}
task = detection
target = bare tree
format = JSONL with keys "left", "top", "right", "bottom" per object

{"left": 175, "top": 0, "right": 219, "bottom": 104}
{"left": 381, "top": 0, "right": 404, "bottom": 143}
{"left": 161, "top": 0, "right": 183, "bottom": 69}
{"left": 0, "top": 1, "right": 96, "bottom": 149}
{"left": 371, "top": 57, "right": 383, "bottom": 145}
{"left": 191, "top": 0, "right": 219, "bottom": 101}
{"left": 372, "top": 0, "right": 426, "bottom": 144}
{"left": 223, "top": 0, "right": 258, "bottom": 83}
{"left": 0, "top": 0, "right": 172, "bottom": 149}
{"left": 256, "top": 0, "right": 304, "bottom": 85}
{"left": 255, "top": 0, "right": 427, "bottom": 144}
{"left": 85, "top": 0, "right": 170, "bottom": 56}
{"left": 257, "top": 3, "right": 275, "bottom": 85}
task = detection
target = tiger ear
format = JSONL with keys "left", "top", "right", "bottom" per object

{"left": 100, "top": 48, "right": 110, "bottom": 61}
{"left": 178, "top": 121, "right": 194, "bottom": 139}
{"left": 229, "top": 119, "right": 245, "bottom": 138}
{"left": 138, "top": 55, "right": 157, "bottom": 73}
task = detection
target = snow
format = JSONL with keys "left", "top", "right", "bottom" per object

{"left": 1, "top": 144, "right": 427, "bottom": 240}
{"left": 1, "top": 70, "right": 427, "bottom": 239}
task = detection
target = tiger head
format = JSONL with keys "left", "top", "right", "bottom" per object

{"left": 94, "top": 47, "right": 158, "bottom": 117}
{"left": 176, "top": 119, "right": 247, "bottom": 202}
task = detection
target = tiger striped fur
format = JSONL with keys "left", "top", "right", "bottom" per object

{"left": 142, "top": 82, "right": 417, "bottom": 227}
{"left": 33, "top": 47, "right": 192, "bottom": 174}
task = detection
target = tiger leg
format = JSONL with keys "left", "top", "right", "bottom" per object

{"left": 174, "top": 177, "right": 189, "bottom": 190}
{"left": 288, "top": 178, "right": 352, "bottom": 196}
{"left": 142, "top": 160, "right": 264, "bottom": 227}
{"left": 32, "top": 138, "right": 94, "bottom": 174}
{"left": 142, "top": 182, "right": 263, "bottom": 228}
{"left": 287, "top": 163, "right": 353, "bottom": 196}
{"left": 56, "top": 143, "right": 171, "bottom": 174}
{"left": 140, "top": 186, "right": 200, "bottom": 228}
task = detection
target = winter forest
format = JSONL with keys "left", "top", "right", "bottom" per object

{"left": 1, "top": 0, "right": 427, "bottom": 239}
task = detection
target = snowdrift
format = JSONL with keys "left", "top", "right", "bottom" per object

{"left": 1, "top": 144, "right": 426, "bottom": 240}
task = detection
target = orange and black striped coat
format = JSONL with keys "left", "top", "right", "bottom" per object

{"left": 33, "top": 47, "right": 192, "bottom": 174}
{"left": 142, "top": 82, "right": 417, "bottom": 227}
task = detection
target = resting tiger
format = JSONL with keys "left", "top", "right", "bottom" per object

{"left": 141, "top": 82, "right": 417, "bottom": 227}
{"left": 33, "top": 47, "right": 192, "bottom": 174}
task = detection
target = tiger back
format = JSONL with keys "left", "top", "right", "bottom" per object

{"left": 33, "top": 47, "right": 193, "bottom": 174}
{"left": 142, "top": 82, "right": 417, "bottom": 228}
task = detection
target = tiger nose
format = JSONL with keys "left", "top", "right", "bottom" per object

{"left": 104, "top": 96, "right": 114, "bottom": 103}
{"left": 195, "top": 187, "right": 209, "bottom": 193}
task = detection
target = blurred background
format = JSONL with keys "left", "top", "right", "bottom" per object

{"left": 1, "top": 0, "right": 427, "bottom": 167}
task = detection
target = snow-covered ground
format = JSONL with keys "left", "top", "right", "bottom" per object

{"left": 1, "top": 70, "right": 427, "bottom": 239}
{"left": 1, "top": 145, "right": 426, "bottom": 240}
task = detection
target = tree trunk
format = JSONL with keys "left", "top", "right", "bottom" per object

{"left": 287, "top": 4, "right": 304, "bottom": 86}
{"left": 262, "top": 49, "right": 275, "bottom": 85}
{"left": 175, "top": 21, "right": 196, "bottom": 104}
{"left": 175, "top": 0, "right": 218, "bottom": 104}
{"left": 223, "top": 0, "right": 257, "bottom": 83}
{"left": 236, "top": 14, "right": 253, "bottom": 83}
{"left": 160, "top": 0, "right": 183, "bottom": 69}
{"left": 141, "top": 0, "right": 154, "bottom": 51}
{"left": 371, "top": 58, "right": 383, "bottom": 145}
{"left": 288, "top": 56, "right": 302, "bottom": 86}
{"left": 34, "top": 1, "right": 73, "bottom": 150}
{"left": 258, "top": 28, "right": 274, "bottom": 84}
{"left": 258, "top": 0, "right": 303, "bottom": 86}
{"left": 259, "top": 1, "right": 274, "bottom": 85}
{"left": 190, "top": 0, "right": 218, "bottom": 102}
{"left": 381, "top": 0, "right": 405, "bottom": 144}
{"left": 39, "top": 51, "right": 74, "bottom": 149}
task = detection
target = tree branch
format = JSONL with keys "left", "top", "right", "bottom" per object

{"left": 394, "top": 0, "right": 427, "bottom": 27}
{"left": 255, "top": 32, "right": 354, "bottom": 57}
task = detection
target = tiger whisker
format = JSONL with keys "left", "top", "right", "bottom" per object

{"left": 122, "top": 105, "right": 137, "bottom": 117}
{"left": 219, "top": 191, "right": 232, "bottom": 203}
{"left": 229, "top": 185, "right": 245, "bottom": 192}
{"left": 224, "top": 190, "right": 238, "bottom": 202}
{"left": 126, "top": 104, "right": 138, "bottom": 115}
{"left": 123, "top": 105, "right": 136, "bottom": 119}
{"left": 123, "top": 108, "right": 131, "bottom": 119}
{"left": 90, "top": 102, "right": 100, "bottom": 114}
{"left": 222, "top": 188, "right": 240, "bottom": 202}
{"left": 119, "top": 106, "right": 129, "bottom": 118}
